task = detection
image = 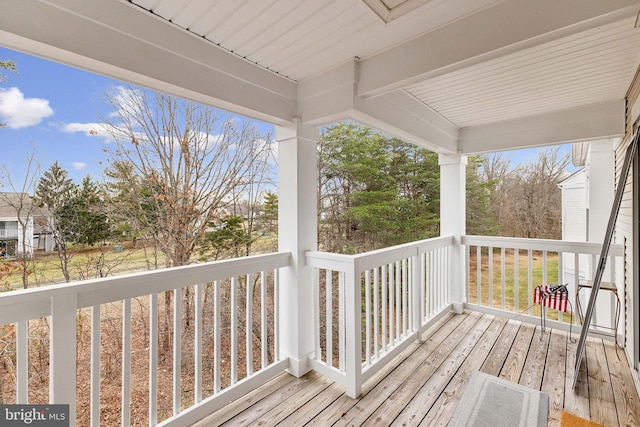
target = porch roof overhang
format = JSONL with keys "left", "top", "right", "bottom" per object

{"left": 1, "top": 0, "right": 639, "bottom": 154}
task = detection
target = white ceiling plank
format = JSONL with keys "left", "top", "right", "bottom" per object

{"left": 241, "top": 2, "right": 334, "bottom": 63}
{"left": 459, "top": 101, "right": 625, "bottom": 154}
{"left": 188, "top": 1, "right": 247, "bottom": 37}
{"left": 271, "top": 12, "right": 374, "bottom": 79}
{"left": 218, "top": 0, "right": 291, "bottom": 54}
{"left": 357, "top": 0, "right": 640, "bottom": 98}
{"left": 172, "top": 0, "right": 225, "bottom": 34}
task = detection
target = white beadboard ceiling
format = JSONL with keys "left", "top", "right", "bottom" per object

{"left": 407, "top": 17, "right": 640, "bottom": 128}
{"left": 129, "top": 0, "right": 505, "bottom": 81}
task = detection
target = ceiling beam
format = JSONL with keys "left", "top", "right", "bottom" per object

{"left": 350, "top": 91, "right": 459, "bottom": 154}
{"left": 298, "top": 61, "right": 459, "bottom": 153}
{"left": 357, "top": 0, "right": 640, "bottom": 98}
{"left": 458, "top": 100, "right": 625, "bottom": 154}
{"left": 0, "top": 0, "right": 297, "bottom": 124}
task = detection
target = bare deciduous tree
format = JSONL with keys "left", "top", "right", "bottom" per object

{"left": 99, "top": 86, "right": 274, "bottom": 350}
{"left": 493, "top": 147, "right": 569, "bottom": 239}
{"left": 100, "top": 86, "right": 274, "bottom": 268}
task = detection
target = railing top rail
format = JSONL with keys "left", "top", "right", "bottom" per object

{"left": 306, "top": 235, "right": 455, "bottom": 272}
{"left": 462, "top": 235, "right": 624, "bottom": 256}
{"left": 0, "top": 252, "right": 291, "bottom": 312}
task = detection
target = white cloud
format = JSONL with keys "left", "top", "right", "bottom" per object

{"left": 0, "top": 87, "right": 54, "bottom": 128}
{"left": 60, "top": 122, "right": 111, "bottom": 138}
{"left": 71, "top": 162, "right": 87, "bottom": 170}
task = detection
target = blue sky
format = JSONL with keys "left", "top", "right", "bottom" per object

{"left": 0, "top": 47, "right": 126, "bottom": 185}
{"left": 0, "top": 46, "right": 574, "bottom": 191}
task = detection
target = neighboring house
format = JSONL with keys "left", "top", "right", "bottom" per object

{"left": 559, "top": 139, "right": 617, "bottom": 331}
{"left": 0, "top": 192, "right": 54, "bottom": 257}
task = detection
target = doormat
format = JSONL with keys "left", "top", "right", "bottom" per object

{"left": 561, "top": 411, "right": 605, "bottom": 427}
{"left": 448, "top": 371, "right": 548, "bottom": 427}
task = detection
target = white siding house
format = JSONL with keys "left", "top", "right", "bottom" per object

{"left": 560, "top": 140, "right": 621, "bottom": 339}
{"left": 0, "top": 192, "right": 53, "bottom": 257}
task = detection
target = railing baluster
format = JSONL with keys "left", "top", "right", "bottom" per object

{"left": 514, "top": 249, "right": 519, "bottom": 313}
{"left": 488, "top": 246, "right": 494, "bottom": 308}
{"left": 261, "top": 271, "right": 267, "bottom": 369}
{"left": 214, "top": 281, "right": 221, "bottom": 393}
{"left": 373, "top": 267, "right": 379, "bottom": 357}
{"left": 16, "top": 320, "right": 28, "bottom": 404}
{"left": 446, "top": 246, "right": 451, "bottom": 305}
{"left": 388, "top": 263, "right": 394, "bottom": 345}
{"left": 246, "top": 274, "right": 253, "bottom": 376}
{"left": 476, "top": 245, "right": 481, "bottom": 305}
{"left": 365, "top": 269, "right": 371, "bottom": 365}
{"left": 402, "top": 259, "right": 408, "bottom": 336}
{"left": 231, "top": 277, "right": 237, "bottom": 385}
{"left": 326, "top": 270, "right": 333, "bottom": 366}
{"left": 381, "top": 264, "right": 387, "bottom": 352}
{"left": 411, "top": 254, "right": 421, "bottom": 338}
{"left": 528, "top": 250, "right": 533, "bottom": 315}
{"left": 395, "top": 261, "right": 401, "bottom": 340}
{"left": 122, "top": 298, "right": 131, "bottom": 426}
{"left": 273, "top": 268, "right": 279, "bottom": 362}
{"left": 173, "top": 289, "right": 181, "bottom": 415}
{"left": 437, "top": 249, "right": 441, "bottom": 309}
{"left": 501, "top": 247, "right": 506, "bottom": 310}
{"left": 195, "top": 283, "right": 203, "bottom": 402}
{"left": 90, "top": 306, "right": 100, "bottom": 426}
{"left": 574, "top": 253, "right": 580, "bottom": 325}
{"left": 149, "top": 293, "right": 158, "bottom": 426}
{"left": 430, "top": 251, "right": 435, "bottom": 316}
{"left": 557, "top": 253, "right": 563, "bottom": 322}
{"left": 338, "top": 272, "right": 345, "bottom": 372}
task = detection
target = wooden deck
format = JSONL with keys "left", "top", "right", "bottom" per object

{"left": 194, "top": 311, "right": 640, "bottom": 426}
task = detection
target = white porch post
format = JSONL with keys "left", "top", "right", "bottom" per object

{"left": 439, "top": 154, "right": 467, "bottom": 314}
{"left": 276, "top": 119, "right": 318, "bottom": 377}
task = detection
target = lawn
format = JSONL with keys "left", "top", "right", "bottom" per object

{"left": 468, "top": 248, "right": 572, "bottom": 322}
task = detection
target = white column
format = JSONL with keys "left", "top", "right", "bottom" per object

{"left": 276, "top": 119, "right": 318, "bottom": 377}
{"left": 439, "top": 154, "right": 467, "bottom": 314}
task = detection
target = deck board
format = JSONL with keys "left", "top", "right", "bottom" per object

{"left": 540, "top": 330, "right": 567, "bottom": 427}
{"left": 604, "top": 343, "right": 640, "bottom": 427}
{"left": 195, "top": 311, "right": 640, "bottom": 427}
{"left": 586, "top": 340, "right": 619, "bottom": 426}
{"left": 419, "top": 316, "right": 508, "bottom": 426}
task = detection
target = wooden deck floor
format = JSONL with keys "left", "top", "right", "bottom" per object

{"left": 194, "top": 311, "right": 640, "bottom": 426}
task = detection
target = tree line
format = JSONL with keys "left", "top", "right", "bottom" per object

{"left": 316, "top": 122, "right": 568, "bottom": 253}
{"left": 1, "top": 86, "right": 569, "bottom": 289}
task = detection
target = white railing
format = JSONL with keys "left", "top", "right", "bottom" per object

{"left": 463, "top": 236, "right": 624, "bottom": 338}
{"left": 0, "top": 228, "right": 19, "bottom": 239}
{"left": 0, "top": 252, "right": 290, "bottom": 427}
{"left": 305, "top": 236, "right": 454, "bottom": 398}
{"left": 2, "top": 235, "right": 620, "bottom": 423}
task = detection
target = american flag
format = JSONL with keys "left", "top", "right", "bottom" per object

{"left": 534, "top": 284, "right": 570, "bottom": 313}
